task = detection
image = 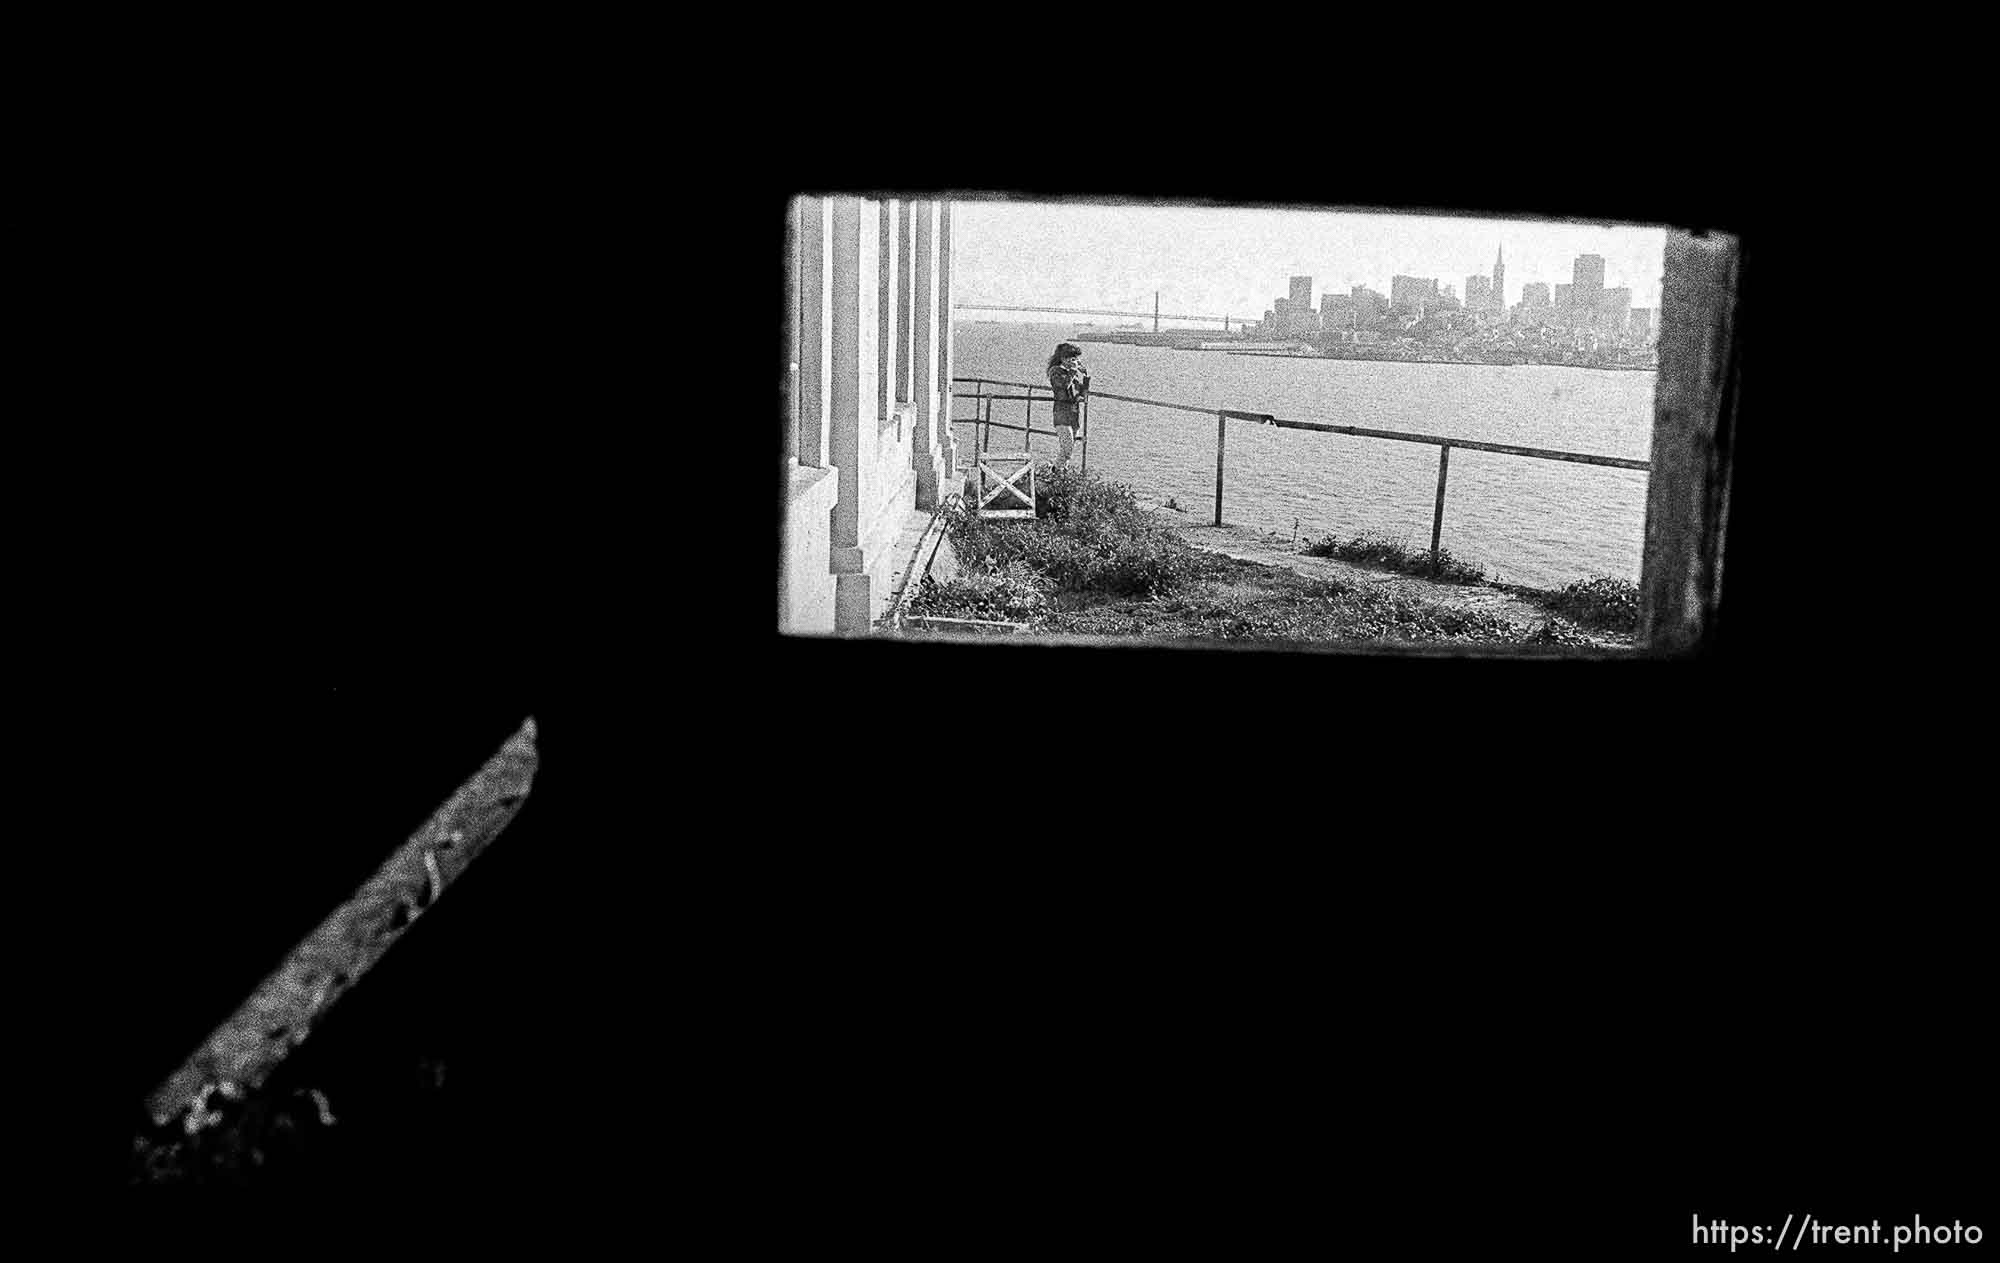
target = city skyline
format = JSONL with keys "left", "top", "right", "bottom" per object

{"left": 951, "top": 198, "right": 1665, "bottom": 326}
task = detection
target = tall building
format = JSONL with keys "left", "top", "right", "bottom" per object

{"left": 1492, "top": 244, "right": 1505, "bottom": 312}
{"left": 1269, "top": 294, "right": 1319, "bottom": 338}
{"left": 1289, "top": 276, "right": 1313, "bottom": 309}
{"left": 1465, "top": 274, "right": 1492, "bottom": 309}
{"left": 1596, "top": 286, "right": 1631, "bottom": 337}
{"left": 1572, "top": 255, "right": 1605, "bottom": 311}
{"left": 1390, "top": 275, "right": 1438, "bottom": 314}
{"left": 1519, "top": 282, "right": 1551, "bottom": 308}
{"left": 1628, "top": 308, "right": 1654, "bottom": 341}
{"left": 1351, "top": 285, "right": 1386, "bottom": 327}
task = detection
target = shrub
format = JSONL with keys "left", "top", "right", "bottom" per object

{"left": 1529, "top": 576, "right": 1639, "bottom": 634}
{"left": 907, "top": 561, "right": 1050, "bottom": 625}
{"left": 1300, "top": 531, "right": 1485, "bottom": 584}
{"left": 942, "top": 468, "right": 1215, "bottom": 601}
{"left": 1033, "top": 463, "right": 1142, "bottom": 526}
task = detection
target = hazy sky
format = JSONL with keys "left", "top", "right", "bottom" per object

{"left": 951, "top": 199, "right": 1667, "bottom": 326}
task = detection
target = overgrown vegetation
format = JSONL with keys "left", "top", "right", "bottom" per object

{"left": 905, "top": 563, "right": 1050, "bottom": 627}
{"left": 1300, "top": 531, "right": 1486, "bottom": 585}
{"left": 922, "top": 466, "right": 1223, "bottom": 611}
{"left": 1037, "top": 563, "right": 1528, "bottom": 643}
{"left": 1520, "top": 576, "right": 1640, "bottom": 634}
{"left": 899, "top": 467, "right": 1630, "bottom": 649}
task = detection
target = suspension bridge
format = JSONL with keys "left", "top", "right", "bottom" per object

{"left": 953, "top": 292, "right": 1254, "bottom": 332}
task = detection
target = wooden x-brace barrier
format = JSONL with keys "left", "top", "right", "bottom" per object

{"left": 976, "top": 454, "right": 1035, "bottom": 516}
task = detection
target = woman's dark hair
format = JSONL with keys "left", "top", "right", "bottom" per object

{"left": 1047, "top": 342, "right": 1083, "bottom": 368}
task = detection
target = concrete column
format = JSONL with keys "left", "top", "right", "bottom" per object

{"left": 795, "top": 197, "right": 833, "bottom": 469}
{"left": 936, "top": 201, "right": 957, "bottom": 481}
{"left": 876, "top": 199, "right": 900, "bottom": 435}
{"left": 907, "top": 201, "right": 944, "bottom": 508}
{"left": 828, "top": 197, "right": 879, "bottom": 552}
{"left": 782, "top": 200, "right": 799, "bottom": 466}
{"left": 896, "top": 203, "right": 916, "bottom": 406}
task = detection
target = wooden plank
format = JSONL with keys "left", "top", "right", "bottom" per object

{"left": 981, "top": 486, "right": 1033, "bottom": 509}
{"left": 978, "top": 456, "right": 1034, "bottom": 510}
{"left": 904, "top": 615, "right": 1027, "bottom": 630}
{"left": 980, "top": 484, "right": 1032, "bottom": 509}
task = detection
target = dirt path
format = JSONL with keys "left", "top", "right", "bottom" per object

{"left": 1138, "top": 502, "right": 1623, "bottom": 645}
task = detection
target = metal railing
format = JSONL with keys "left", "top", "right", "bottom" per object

{"left": 952, "top": 377, "right": 1093, "bottom": 474}
{"left": 950, "top": 376, "right": 1650, "bottom": 569}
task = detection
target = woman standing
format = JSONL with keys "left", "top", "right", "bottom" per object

{"left": 1046, "top": 342, "right": 1090, "bottom": 466}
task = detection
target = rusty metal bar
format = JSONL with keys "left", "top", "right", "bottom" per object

{"left": 1050, "top": 390, "right": 1646, "bottom": 470}
{"left": 961, "top": 420, "right": 1056, "bottom": 437}
{"left": 1215, "top": 410, "right": 1226, "bottom": 527}
{"left": 954, "top": 376, "right": 1042, "bottom": 392}
{"left": 1265, "top": 417, "right": 1648, "bottom": 470}
{"left": 957, "top": 381, "right": 1645, "bottom": 485}
{"left": 1092, "top": 389, "right": 1218, "bottom": 417}
{"left": 143, "top": 718, "right": 540, "bottom": 1137}
{"left": 1431, "top": 444, "right": 1451, "bottom": 568}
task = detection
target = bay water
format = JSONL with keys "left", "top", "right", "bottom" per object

{"left": 952, "top": 322, "right": 1655, "bottom": 591}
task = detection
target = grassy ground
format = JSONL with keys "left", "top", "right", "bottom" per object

{"left": 900, "top": 467, "right": 1632, "bottom": 649}
{"left": 1033, "top": 556, "right": 1545, "bottom": 645}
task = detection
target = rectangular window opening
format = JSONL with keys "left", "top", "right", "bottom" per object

{"left": 778, "top": 193, "right": 1740, "bottom": 659}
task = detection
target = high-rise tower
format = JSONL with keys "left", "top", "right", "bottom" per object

{"left": 1573, "top": 254, "right": 1605, "bottom": 310}
{"left": 1492, "top": 245, "right": 1505, "bottom": 312}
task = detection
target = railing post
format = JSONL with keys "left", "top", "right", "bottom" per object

{"left": 1430, "top": 444, "right": 1451, "bottom": 571}
{"left": 1215, "top": 410, "right": 1226, "bottom": 527}
{"left": 1080, "top": 395, "right": 1089, "bottom": 473}
{"left": 1024, "top": 390, "right": 1033, "bottom": 454}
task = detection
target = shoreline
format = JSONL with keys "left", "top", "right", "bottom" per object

{"left": 1066, "top": 334, "right": 1655, "bottom": 372}
{"left": 1224, "top": 350, "right": 1656, "bottom": 372}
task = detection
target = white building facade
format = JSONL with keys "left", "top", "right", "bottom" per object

{"left": 781, "top": 196, "right": 960, "bottom": 635}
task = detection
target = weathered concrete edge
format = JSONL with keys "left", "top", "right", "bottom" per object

{"left": 144, "top": 716, "right": 540, "bottom": 1134}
